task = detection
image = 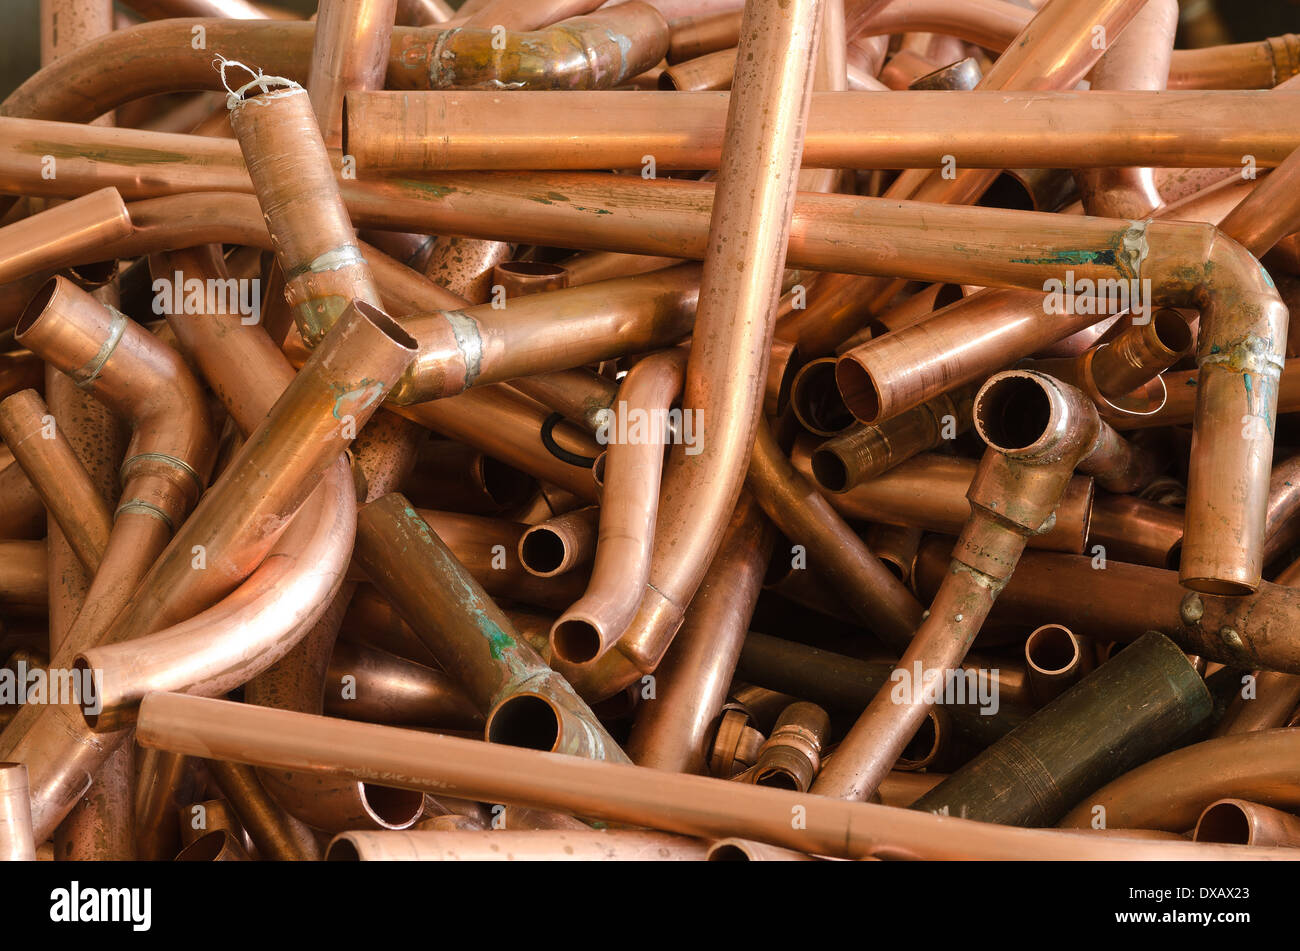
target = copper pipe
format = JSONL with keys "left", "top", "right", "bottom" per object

{"left": 667, "top": 10, "right": 740, "bottom": 63}
{"left": 0, "top": 464, "right": 45, "bottom": 540}
{"left": 178, "top": 798, "right": 248, "bottom": 851}
{"left": 0, "top": 388, "right": 111, "bottom": 572}
{"left": 324, "top": 641, "right": 481, "bottom": 730}
{"left": 556, "top": 250, "right": 681, "bottom": 287}
{"left": 794, "top": 449, "right": 1094, "bottom": 555}
{"left": 864, "top": 524, "right": 922, "bottom": 583}
{"left": 751, "top": 702, "right": 829, "bottom": 793}
{"left": 0, "top": 762, "right": 35, "bottom": 860}
{"left": 624, "top": 495, "right": 770, "bottom": 772}
{"left": 121, "top": 0, "right": 269, "bottom": 17}
{"left": 134, "top": 692, "right": 1297, "bottom": 860}
{"left": 422, "top": 236, "right": 514, "bottom": 304}
{"left": 0, "top": 188, "right": 130, "bottom": 285}
{"left": 307, "top": 0, "right": 398, "bottom": 148}
{"left": 492, "top": 262, "right": 569, "bottom": 300}
{"left": 0, "top": 351, "right": 43, "bottom": 398}
{"left": 748, "top": 418, "right": 923, "bottom": 651}
{"left": 176, "top": 829, "right": 250, "bottom": 861}
{"left": 133, "top": 749, "right": 194, "bottom": 861}
{"left": 1024, "top": 624, "right": 1093, "bottom": 705}
{"left": 1088, "top": 492, "right": 1184, "bottom": 568}
{"left": 205, "top": 759, "right": 320, "bottom": 861}
{"left": 790, "top": 358, "right": 855, "bottom": 437}
{"left": 551, "top": 351, "right": 683, "bottom": 665}
{"left": 340, "top": 89, "right": 1300, "bottom": 173}
{"left": 510, "top": 368, "right": 618, "bottom": 433}
{"left": 1194, "top": 799, "right": 1300, "bottom": 848}
{"left": 1211, "top": 671, "right": 1300, "bottom": 737}
{"left": 813, "top": 387, "right": 973, "bottom": 490}
{"left": 659, "top": 48, "right": 735, "bottom": 91}
{"left": 353, "top": 492, "right": 628, "bottom": 763}
{"left": 813, "top": 370, "right": 1120, "bottom": 801}
{"left": 517, "top": 506, "right": 599, "bottom": 578}
{"left": 460, "top": 0, "right": 606, "bottom": 32}
{"left": 402, "top": 439, "right": 534, "bottom": 514}
{"left": 230, "top": 82, "right": 382, "bottom": 345}
{"left": 706, "top": 838, "right": 815, "bottom": 861}
{"left": 328, "top": 829, "right": 706, "bottom": 860}
{"left": 1059, "top": 729, "right": 1300, "bottom": 832}
{"left": 0, "top": 540, "right": 47, "bottom": 607}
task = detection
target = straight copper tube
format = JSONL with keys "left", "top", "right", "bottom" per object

{"left": 0, "top": 762, "right": 35, "bottom": 861}
{"left": 518, "top": 506, "right": 599, "bottom": 578}
{"left": 324, "top": 641, "right": 483, "bottom": 731}
{"left": 133, "top": 693, "right": 1299, "bottom": 861}
{"left": 327, "top": 830, "right": 708, "bottom": 860}
{"left": 0, "top": 187, "right": 130, "bottom": 284}
{"left": 1194, "top": 799, "right": 1300, "bottom": 848}
{"left": 1024, "top": 624, "right": 1093, "bottom": 706}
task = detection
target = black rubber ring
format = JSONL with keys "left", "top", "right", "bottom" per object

{"left": 540, "top": 412, "right": 599, "bottom": 468}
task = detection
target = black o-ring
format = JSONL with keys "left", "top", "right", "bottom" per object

{"left": 540, "top": 413, "right": 599, "bottom": 468}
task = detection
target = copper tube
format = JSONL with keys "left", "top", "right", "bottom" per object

{"left": 1263, "top": 453, "right": 1300, "bottom": 563}
{"left": 794, "top": 449, "right": 1094, "bottom": 555}
{"left": 1059, "top": 729, "right": 1300, "bottom": 832}
{"left": 176, "top": 829, "right": 251, "bottom": 861}
{"left": 1211, "top": 671, "right": 1300, "bottom": 737}
{"left": 1024, "top": 624, "right": 1093, "bottom": 706}
{"left": 418, "top": 4, "right": 669, "bottom": 91}
{"left": 915, "top": 632, "right": 1211, "bottom": 826}
{"left": 306, "top": 0, "right": 398, "bottom": 148}
{"left": 813, "top": 387, "right": 973, "bottom": 491}
{"left": 353, "top": 492, "right": 627, "bottom": 763}
{"left": 1088, "top": 492, "right": 1184, "bottom": 568}
{"left": 205, "top": 759, "right": 320, "bottom": 861}
{"left": 328, "top": 829, "right": 706, "bottom": 860}
{"left": 511, "top": 367, "right": 618, "bottom": 433}
{"left": 459, "top": 0, "right": 606, "bottom": 32}
{"left": 324, "top": 641, "right": 482, "bottom": 730}
{"left": 751, "top": 702, "right": 829, "bottom": 793}
{"left": 0, "top": 389, "right": 111, "bottom": 572}
{"left": 812, "top": 369, "right": 1118, "bottom": 802}
{"left": 133, "top": 748, "right": 195, "bottom": 861}
{"left": 864, "top": 523, "right": 923, "bottom": 583}
{"left": 0, "top": 351, "right": 43, "bottom": 399}
{"left": 748, "top": 418, "right": 923, "bottom": 651}
{"left": 122, "top": 0, "right": 269, "bottom": 16}
{"left": 0, "top": 762, "right": 35, "bottom": 860}
{"left": 229, "top": 83, "right": 382, "bottom": 345}
{"left": 339, "top": 89, "right": 1300, "bottom": 173}
{"left": 402, "top": 439, "right": 534, "bottom": 514}
{"left": 134, "top": 692, "right": 1297, "bottom": 860}
{"left": 422, "top": 236, "right": 514, "bottom": 304}
{"left": 0, "top": 541, "right": 47, "bottom": 608}
{"left": 659, "top": 48, "right": 735, "bottom": 91}
{"left": 517, "top": 506, "right": 599, "bottom": 578}
{"left": 1194, "top": 799, "right": 1300, "bottom": 848}
{"left": 178, "top": 798, "right": 247, "bottom": 851}
{"left": 551, "top": 351, "right": 683, "bottom": 665}
{"left": 390, "top": 263, "right": 700, "bottom": 405}
{"left": 667, "top": 10, "right": 739, "bottom": 63}
{"left": 624, "top": 495, "right": 770, "bottom": 772}
{"left": 706, "top": 838, "right": 815, "bottom": 861}
{"left": 1169, "top": 33, "right": 1300, "bottom": 90}
{"left": 557, "top": 250, "right": 681, "bottom": 288}
{"left": 790, "top": 357, "right": 855, "bottom": 437}
{"left": 0, "top": 188, "right": 130, "bottom": 285}
{"left": 492, "top": 261, "right": 569, "bottom": 300}
{"left": 0, "top": 464, "right": 45, "bottom": 540}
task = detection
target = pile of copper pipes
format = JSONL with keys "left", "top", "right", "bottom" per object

{"left": 1, "top": 0, "right": 1299, "bottom": 865}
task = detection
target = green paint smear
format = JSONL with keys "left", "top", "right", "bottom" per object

{"left": 29, "top": 141, "right": 189, "bottom": 165}
{"left": 396, "top": 179, "right": 458, "bottom": 199}
{"left": 1011, "top": 249, "right": 1118, "bottom": 267}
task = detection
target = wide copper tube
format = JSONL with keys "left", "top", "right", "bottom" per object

{"left": 1088, "top": 492, "right": 1184, "bottom": 568}
{"left": 1059, "top": 730, "right": 1300, "bottom": 832}
{"left": 813, "top": 387, "right": 973, "bottom": 491}
{"left": 0, "top": 388, "right": 111, "bottom": 572}
{"left": 667, "top": 9, "right": 739, "bottom": 63}
{"left": 747, "top": 418, "right": 923, "bottom": 651}
{"left": 0, "top": 188, "right": 131, "bottom": 284}
{"left": 328, "top": 829, "right": 707, "bottom": 860}
{"left": 789, "top": 358, "right": 855, "bottom": 437}
{"left": 133, "top": 692, "right": 1297, "bottom": 860}
{"left": 0, "top": 540, "right": 47, "bottom": 608}
{"left": 518, "top": 506, "right": 598, "bottom": 578}
{"left": 492, "top": 262, "right": 569, "bottom": 300}
{"left": 307, "top": 0, "right": 398, "bottom": 148}
{"left": 624, "top": 495, "right": 770, "bottom": 773}
{"left": 0, "top": 762, "right": 35, "bottom": 860}
{"left": 205, "top": 759, "right": 320, "bottom": 861}
{"left": 1024, "top": 624, "right": 1093, "bottom": 706}
{"left": 390, "top": 263, "right": 700, "bottom": 404}
{"left": 229, "top": 83, "right": 382, "bottom": 345}
{"left": 324, "top": 641, "right": 482, "bottom": 730}
{"left": 659, "top": 48, "right": 735, "bottom": 92}
{"left": 1194, "top": 799, "right": 1300, "bottom": 848}
{"left": 402, "top": 439, "right": 534, "bottom": 514}
{"left": 422, "top": 236, "right": 513, "bottom": 304}
{"left": 340, "top": 89, "right": 1300, "bottom": 173}
{"left": 0, "top": 464, "right": 45, "bottom": 541}
{"left": 352, "top": 492, "right": 627, "bottom": 763}
{"left": 551, "top": 351, "right": 683, "bottom": 665}
{"left": 794, "top": 449, "right": 1093, "bottom": 555}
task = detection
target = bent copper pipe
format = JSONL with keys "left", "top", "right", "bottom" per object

{"left": 324, "top": 641, "right": 482, "bottom": 730}
{"left": 812, "top": 370, "right": 1123, "bottom": 802}
{"left": 551, "top": 351, "right": 684, "bottom": 665}
{"left": 327, "top": 829, "right": 707, "bottom": 861}
{"left": 134, "top": 692, "right": 1299, "bottom": 860}
{"left": 0, "top": 762, "right": 35, "bottom": 860}
{"left": 1024, "top": 624, "right": 1093, "bottom": 706}
{"left": 1194, "top": 799, "right": 1300, "bottom": 848}
{"left": 0, "top": 188, "right": 131, "bottom": 284}
{"left": 306, "top": 0, "right": 398, "bottom": 148}
{"left": 0, "top": 388, "right": 111, "bottom": 572}
{"left": 1059, "top": 729, "right": 1300, "bottom": 833}
{"left": 353, "top": 492, "right": 628, "bottom": 763}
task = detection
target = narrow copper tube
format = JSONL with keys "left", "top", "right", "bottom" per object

{"left": 178, "top": 798, "right": 247, "bottom": 851}
{"left": 794, "top": 448, "right": 1094, "bottom": 555}
{"left": 422, "top": 236, "right": 514, "bottom": 304}
{"left": 813, "top": 370, "right": 1115, "bottom": 802}
{"left": 0, "top": 188, "right": 131, "bottom": 284}
{"left": 624, "top": 495, "right": 771, "bottom": 772}
{"left": 133, "top": 692, "right": 1298, "bottom": 860}
{"left": 324, "top": 641, "right": 483, "bottom": 730}
{"left": 706, "top": 838, "right": 815, "bottom": 861}
{"left": 229, "top": 83, "right": 382, "bottom": 345}
{"left": 205, "top": 759, "right": 321, "bottom": 861}
{"left": 1211, "top": 671, "right": 1300, "bottom": 737}
{"left": 551, "top": 351, "right": 683, "bottom": 665}
{"left": 352, "top": 492, "right": 628, "bottom": 763}
{"left": 492, "top": 261, "right": 569, "bottom": 299}
{"left": 813, "top": 387, "right": 973, "bottom": 491}
{"left": 0, "top": 351, "right": 43, "bottom": 398}
{"left": 0, "top": 762, "right": 35, "bottom": 860}
{"left": 751, "top": 702, "right": 829, "bottom": 793}
{"left": 659, "top": 48, "right": 735, "bottom": 91}
{"left": 0, "top": 389, "right": 111, "bottom": 572}
{"left": 306, "top": 0, "right": 399, "bottom": 148}
{"left": 914, "top": 632, "right": 1211, "bottom": 826}
{"left": 667, "top": 10, "right": 739, "bottom": 63}
{"left": 0, "top": 464, "right": 45, "bottom": 540}
{"left": 1059, "top": 729, "right": 1300, "bottom": 832}
{"left": 339, "top": 89, "right": 1300, "bottom": 173}
{"left": 1024, "top": 624, "right": 1093, "bottom": 706}
{"left": 518, "top": 506, "right": 599, "bottom": 579}
{"left": 509, "top": 367, "right": 618, "bottom": 433}
{"left": 416, "top": 4, "right": 670, "bottom": 90}
{"left": 865, "top": 523, "right": 923, "bottom": 584}
{"left": 390, "top": 264, "right": 700, "bottom": 404}
{"left": 790, "top": 357, "right": 855, "bottom": 437}
{"left": 557, "top": 250, "right": 681, "bottom": 288}
{"left": 402, "top": 439, "right": 534, "bottom": 515}
{"left": 0, "top": 540, "right": 46, "bottom": 607}
{"left": 133, "top": 749, "right": 193, "bottom": 861}
{"left": 1194, "top": 799, "right": 1300, "bottom": 848}
{"left": 328, "top": 830, "right": 707, "bottom": 861}
{"left": 176, "top": 829, "right": 250, "bottom": 861}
